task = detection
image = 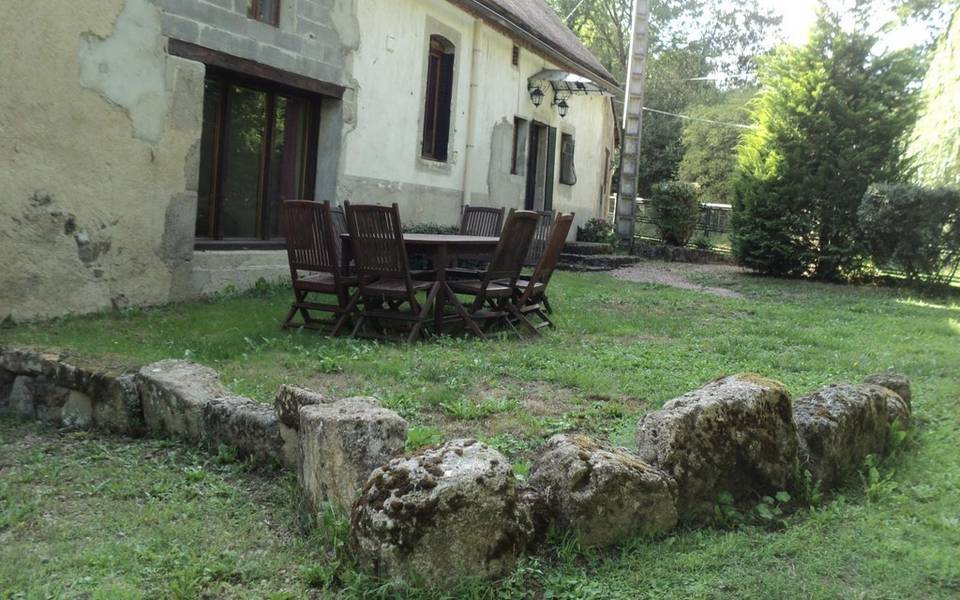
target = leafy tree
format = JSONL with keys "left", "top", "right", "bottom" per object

{"left": 547, "top": 0, "right": 780, "bottom": 194}
{"left": 908, "top": 7, "right": 960, "bottom": 187}
{"left": 678, "top": 88, "right": 755, "bottom": 205}
{"left": 732, "top": 5, "right": 923, "bottom": 279}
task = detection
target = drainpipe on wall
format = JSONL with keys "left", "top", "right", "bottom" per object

{"left": 459, "top": 18, "right": 483, "bottom": 212}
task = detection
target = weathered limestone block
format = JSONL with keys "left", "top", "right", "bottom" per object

{"left": 863, "top": 372, "right": 912, "bottom": 427}
{"left": 528, "top": 434, "right": 677, "bottom": 547}
{"left": 60, "top": 389, "right": 94, "bottom": 428}
{"left": 203, "top": 396, "right": 283, "bottom": 464}
{"left": 138, "top": 360, "right": 227, "bottom": 441}
{"left": 0, "top": 348, "right": 49, "bottom": 375}
{"left": 863, "top": 372, "right": 912, "bottom": 408}
{"left": 350, "top": 439, "right": 537, "bottom": 581}
{"left": 90, "top": 374, "right": 146, "bottom": 436}
{"left": 274, "top": 384, "right": 333, "bottom": 429}
{"left": 275, "top": 384, "right": 335, "bottom": 468}
{"left": 299, "top": 398, "right": 406, "bottom": 513}
{"left": 9, "top": 376, "right": 39, "bottom": 418}
{"left": 0, "top": 368, "right": 14, "bottom": 412}
{"left": 635, "top": 374, "right": 799, "bottom": 521}
{"left": 793, "top": 383, "right": 893, "bottom": 487}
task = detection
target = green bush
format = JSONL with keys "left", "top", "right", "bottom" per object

{"left": 403, "top": 222, "right": 459, "bottom": 235}
{"left": 649, "top": 181, "right": 700, "bottom": 247}
{"left": 858, "top": 183, "right": 960, "bottom": 285}
{"left": 577, "top": 218, "right": 617, "bottom": 244}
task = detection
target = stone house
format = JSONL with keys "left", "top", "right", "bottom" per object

{"left": 0, "top": 0, "right": 620, "bottom": 321}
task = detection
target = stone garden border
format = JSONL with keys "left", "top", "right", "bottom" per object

{"left": 0, "top": 347, "right": 913, "bottom": 583}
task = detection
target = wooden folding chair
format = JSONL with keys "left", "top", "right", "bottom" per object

{"left": 515, "top": 213, "right": 575, "bottom": 329}
{"left": 343, "top": 202, "right": 437, "bottom": 343}
{"left": 281, "top": 200, "right": 356, "bottom": 334}
{"left": 460, "top": 205, "right": 505, "bottom": 236}
{"left": 524, "top": 210, "right": 556, "bottom": 269}
{"left": 448, "top": 209, "right": 541, "bottom": 336}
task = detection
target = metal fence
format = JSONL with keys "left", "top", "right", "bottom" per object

{"left": 632, "top": 198, "right": 733, "bottom": 252}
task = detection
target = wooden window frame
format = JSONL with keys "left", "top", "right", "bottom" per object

{"left": 248, "top": 0, "right": 281, "bottom": 27}
{"left": 421, "top": 36, "right": 455, "bottom": 162}
{"left": 194, "top": 67, "right": 321, "bottom": 249}
{"left": 511, "top": 117, "right": 527, "bottom": 175}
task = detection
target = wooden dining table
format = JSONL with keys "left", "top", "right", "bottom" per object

{"left": 340, "top": 233, "right": 500, "bottom": 336}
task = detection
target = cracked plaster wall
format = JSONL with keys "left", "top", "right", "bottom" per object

{"left": 0, "top": 0, "right": 203, "bottom": 321}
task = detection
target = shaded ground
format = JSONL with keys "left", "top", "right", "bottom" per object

{"left": 611, "top": 261, "right": 747, "bottom": 298}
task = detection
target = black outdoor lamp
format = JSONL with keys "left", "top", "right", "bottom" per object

{"left": 556, "top": 98, "right": 570, "bottom": 118}
{"left": 529, "top": 85, "right": 545, "bottom": 107}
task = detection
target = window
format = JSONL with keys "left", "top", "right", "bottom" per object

{"left": 511, "top": 117, "right": 528, "bottom": 175}
{"left": 511, "top": 45, "right": 520, "bottom": 67}
{"left": 560, "top": 133, "right": 577, "bottom": 185}
{"left": 195, "top": 70, "right": 320, "bottom": 245}
{"left": 248, "top": 0, "right": 280, "bottom": 26}
{"left": 421, "top": 35, "right": 455, "bottom": 162}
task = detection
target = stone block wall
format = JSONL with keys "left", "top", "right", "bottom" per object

{"left": 0, "top": 346, "right": 916, "bottom": 583}
{"left": 153, "top": 0, "right": 352, "bottom": 87}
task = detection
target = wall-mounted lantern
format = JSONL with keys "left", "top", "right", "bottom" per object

{"left": 529, "top": 85, "right": 545, "bottom": 107}
{"left": 555, "top": 98, "right": 570, "bottom": 118}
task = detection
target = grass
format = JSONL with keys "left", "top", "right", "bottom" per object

{"left": 2, "top": 265, "right": 960, "bottom": 598}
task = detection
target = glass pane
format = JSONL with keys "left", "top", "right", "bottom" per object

{"left": 266, "top": 95, "right": 309, "bottom": 239}
{"left": 195, "top": 78, "right": 222, "bottom": 238}
{"left": 220, "top": 85, "right": 267, "bottom": 239}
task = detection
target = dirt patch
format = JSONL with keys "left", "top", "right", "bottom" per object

{"left": 611, "top": 261, "right": 747, "bottom": 298}
{"left": 299, "top": 372, "right": 369, "bottom": 397}
{"left": 473, "top": 378, "right": 582, "bottom": 417}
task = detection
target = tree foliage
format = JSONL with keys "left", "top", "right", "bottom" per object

{"left": 546, "top": 0, "right": 780, "bottom": 194}
{"left": 649, "top": 181, "right": 700, "bottom": 246}
{"left": 908, "top": 7, "right": 960, "bottom": 187}
{"left": 732, "top": 6, "right": 924, "bottom": 279}
{"left": 678, "top": 88, "right": 755, "bottom": 205}
{"left": 858, "top": 183, "right": 960, "bottom": 285}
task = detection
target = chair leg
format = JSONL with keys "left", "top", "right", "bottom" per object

{"left": 506, "top": 302, "right": 541, "bottom": 337}
{"left": 332, "top": 290, "right": 361, "bottom": 337}
{"left": 542, "top": 295, "right": 553, "bottom": 314}
{"left": 447, "top": 288, "right": 487, "bottom": 340}
{"left": 281, "top": 302, "right": 299, "bottom": 329}
{"left": 407, "top": 284, "right": 440, "bottom": 343}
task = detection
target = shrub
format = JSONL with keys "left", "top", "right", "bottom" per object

{"left": 403, "top": 222, "right": 459, "bottom": 235}
{"left": 858, "top": 183, "right": 960, "bottom": 285}
{"left": 577, "top": 218, "right": 617, "bottom": 244}
{"left": 649, "top": 181, "right": 700, "bottom": 247}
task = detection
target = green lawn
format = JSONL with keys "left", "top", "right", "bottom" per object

{"left": 2, "top": 265, "right": 959, "bottom": 598}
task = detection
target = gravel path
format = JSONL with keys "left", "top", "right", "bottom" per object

{"left": 610, "top": 262, "right": 746, "bottom": 298}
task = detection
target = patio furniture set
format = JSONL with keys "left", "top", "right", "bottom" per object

{"left": 280, "top": 201, "right": 573, "bottom": 342}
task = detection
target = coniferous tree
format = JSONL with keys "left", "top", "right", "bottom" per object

{"left": 732, "top": 6, "right": 922, "bottom": 279}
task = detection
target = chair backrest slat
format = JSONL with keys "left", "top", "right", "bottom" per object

{"left": 483, "top": 209, "right": 540, "bottom": 284}
{"left": 460, "top": 205, "right": 505, "bottom": 237}
{"left": 344, "top": 202, "right": 413, "bottom": 287}
{"left": 282, "top": 200, "right": 340, "bottom": 279}
{"left": 525, "top": 209, "right": 555, "bottom": 266}
{"left": 521, "top": 212, "right": 575, "bottom": 304}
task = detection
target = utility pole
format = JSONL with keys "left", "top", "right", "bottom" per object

{"left": 615, "top": 0, "right": 651, "bottom": 243}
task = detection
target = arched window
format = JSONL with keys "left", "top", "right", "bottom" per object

{"left": 421, "top": 35, "right": 455, "bottom": 162}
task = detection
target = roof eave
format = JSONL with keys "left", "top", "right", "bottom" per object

{"left": 446, "top": 0, "right": 624, "bottom": 96}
